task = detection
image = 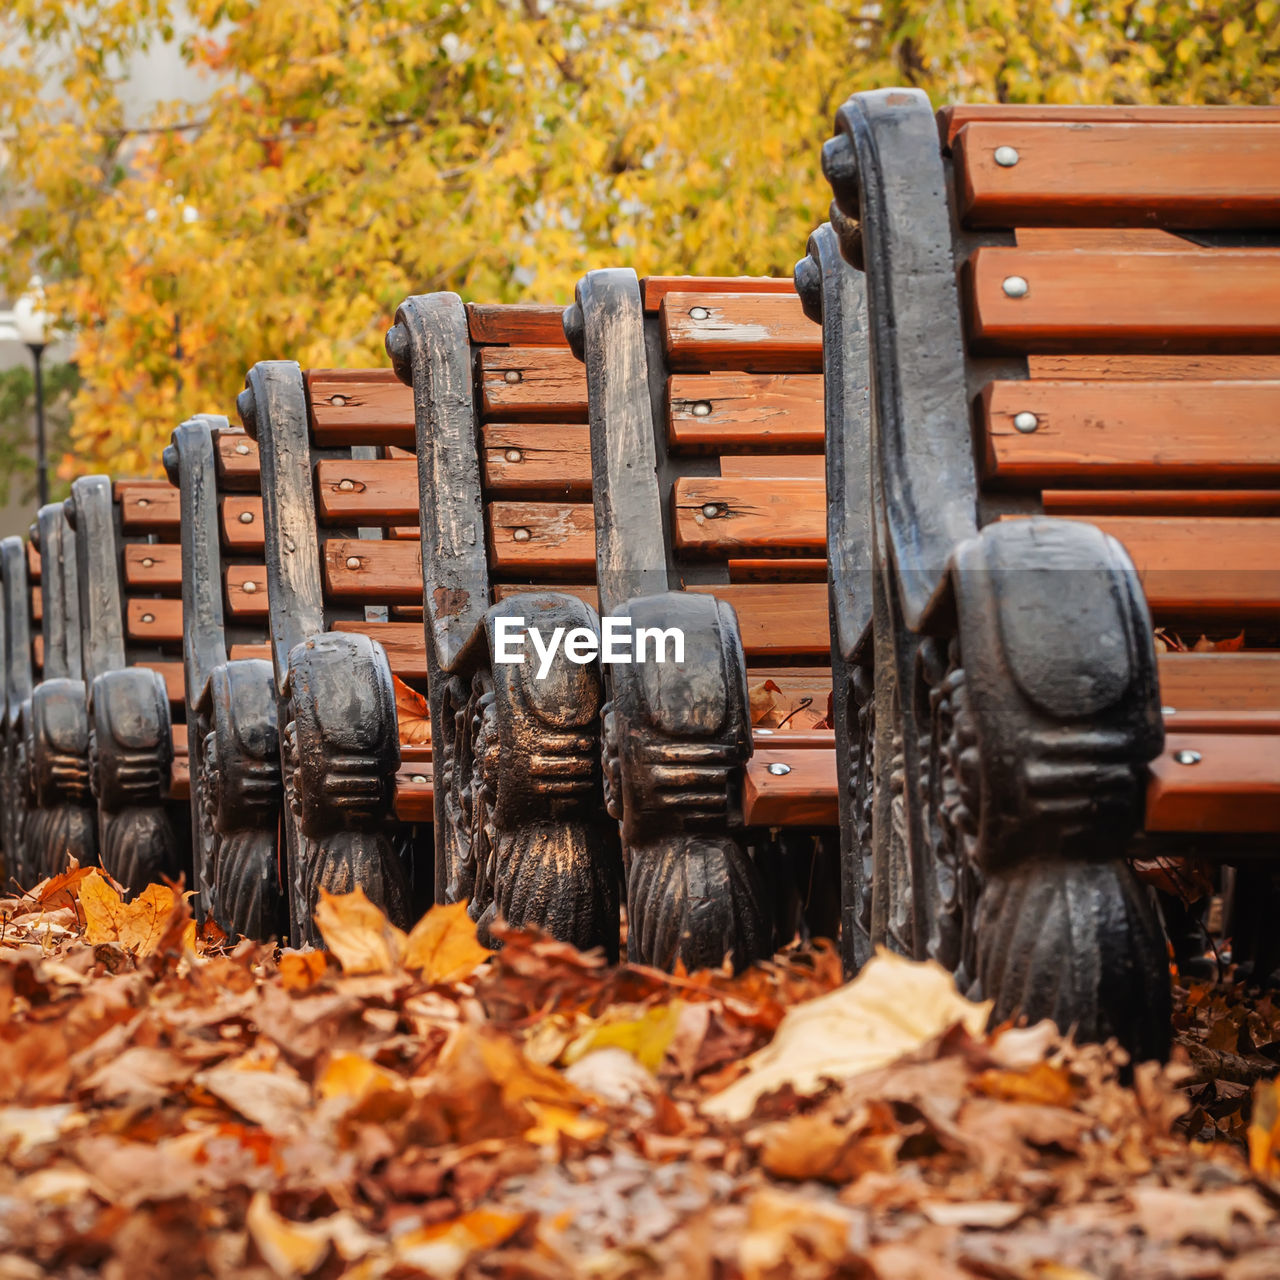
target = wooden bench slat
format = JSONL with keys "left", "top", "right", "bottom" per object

{"left": 479, "top": 348, "right": 588, "bottom": 420}
{"left": 27, "top": 541, "right": 39, "bottom": 581}
{"left": 215, "top": 433, "right": 261, "bottom": 489}
{"left": 940, "top": 104, "right": 1280, "bottom": 147}
{"left": 1158, "top": 653, "right": 1280, "bottom": 723}
{"left": 323, "top": 539, "right": 422, "bottom": 602}
{"left": 124, "top": 543, "right": 183, "bottom": 590}
{"left": 643, "top": 276, "right": 796, "bottom": 311}
{"left": 673, "top": 477, "right": 826, "bottom": 555}
{"left": 1029, "top": 354, "right": 1280, "bottom": 381}
{"left": 720, "top": 455, "right": 824, "bottom": 479}
{"left": 687, "top": 583, "right": 831, "bottom": 657}
{"left": 667, "top": 373, "right": 824, "bottom": 452}
{"left": 314, "top": 459, "right": 420, "bottom": 523}
{"left": 127, "top": 598, "right": 183, "bottom": 643}
{"left": 225, "top": 565, "right": 270, "bottom": 619}
{"left": 968, "top": 249, "right": 1280, "bottom": 354}
{"left": 728, "top": 558, "right": 827, "bottom": 582}
{"left": 221, "top": 496, "right": 266, "bottom": 550}
{"left": 139, "top": 660, "right": 184, "bottom": 705}
{"left": 393, "top": 769, "right": 434, "bottom": 822}
{"left": 118, "top": 483, "right": 180, "bottom": 531}
{"left": 660, "top": 293, "right": 822, "bottom": 373}
{"left": 956, "top": 122, "right": 1280, "bottom": 229}
{"left": 305, "top": 369, "right": 415, "bottom": 447}
{"left": 1146, "top": 733, "right": 1280, "bottom": 833}
{"left": 744, "top": 745, "right": 839, "bottom": 826}
{"left": 229, "top": 642, "right": 272, "bottom": 661}
{"left": 31, "top": 585, "right": 41, "bottom": 623}
{"left": 333, "top": 621, "right": 428, "bottom": 679}
{"left": 982, "top": 380, "right": 1280, "bottom": 485}
{"left": 466, "top": 303, "right": 568, "bottom": 346}
{"left": 483, "top": 424, "right": 592, "bottom": 496}
{"left": 487, "top": 501, "right": 596, "bottom": 572}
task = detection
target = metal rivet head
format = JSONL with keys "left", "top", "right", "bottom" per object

{"left": 512, "top": 527, "right": 531, "bottom": 542}
{"left": 1162, "top": 705, "right": 1177, "bottom": 717}
{"left": 756, "top": 727, "right": 774, "bottom": 736}
{"left": 137, "top": 498, "right": 150, "bottom": 507}
{"left": 329, "top": 394, "right": 347, "bottom": 407}
{"left": 994, "top": 145, "right": 1020, "bottom": 167}
{"left": 141, "top": 613, "right": 155, "bottom": 624}
{"left": 767, "top": 761, "right": 791, "bottom": 776}
{"left": 411, "top": 774, "right": 427, "bottom": 784}
{"left": 345, "top": 556, "right": 361, "bottom": 570}
{"left": 141, "top": 557, "right": 154, "bottom": 568}
{"left": 503, "top": 369, "right": 522, "bottom": 383}
{"left": 689, "top": 306, "right": 710, "bottom": 320}
{"left": 1174, "top": 749, "right": 1202, "bottom": 766}
{"left": 691, "top": 401, "right": 713, "bottom": 417}
{"left": 338, "top": 479, "right": 355, "bottom": 491}
{"left": 235, "top": 443, "right": 250, "bottom": 455}
{"left": 243, "top": 580, "right": 258, "bottom": 594}
{"left": 505, "top": 448, "right": 522, "bottom": 463}
{"left": 1002, "top": 275, "right": 1029, "bottom": 299}
{"left": 702, "top": 503, "right": 722, "bottom": 519}
{"left": 239, "top": 511, "right": 254, "bottom": 524}
{"left": 1013, "top": 411, "right": 1039, "bottom": 433}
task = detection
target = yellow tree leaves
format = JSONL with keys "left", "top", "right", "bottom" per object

{"left": 5, "top": 1, "right": 1280, "bottom": 479}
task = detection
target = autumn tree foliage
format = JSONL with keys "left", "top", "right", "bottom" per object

{"left": 1, "top": 0, "right": 1278, "bottom": 476}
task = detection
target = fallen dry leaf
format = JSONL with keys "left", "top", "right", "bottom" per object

{"left": 402, "top": 900, "right": 492, "bottom": 982}
{"left": 78, "top": 871, "right": 194, "bottom": 955}
{"left": 392, "top": 673, "right": 433, "bottom": 747}
{"left": 314, "top": 887, "right": 408, "bottom": 974}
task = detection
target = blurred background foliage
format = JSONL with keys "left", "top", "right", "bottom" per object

{"left": 1, "top": 0, "right": 1277, "bottom": 479}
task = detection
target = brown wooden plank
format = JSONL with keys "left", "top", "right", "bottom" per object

{"left": 127, "top": 598, "right": 183, "bottom": 643}
{"left": 982, "top": 380, "right": 1280, "bottom": 486}
{"left": 221, "top": 496, "right": 265, "bottom": 550}
{"left": 479, "top": 348, "right": 588, "bottom": 420}
{"left": 729, "top": 558, "right": 827, "bottom": 582}
{"left": 1029, "top": 354, "right": 1280, "bottom": 381}
{"left": 314, "top": 459, "right": 419, "bottom": 523}
{"left": 27, "top": 542, "right": 40, "bottom": 581}
{"left": 118, "top": 483, "right": 180, "bottom": 532}
{"left": 229, "top": 642, "right": 271, "bottom": 661}
{"left": 1146, "top": 733, "right": 1280, "bottom": 833}
{"left": 393, "top": 768, "right": 435, "bottom": 822}
{"left": 333, "top": 621, "right": 427, "bottom": 679}
{"left": 487, "top": 501, "right": 596, "bottom": 573}
{"left": 215, "top": 432, "right": 261, "bottom": 490}
{"left": 673, "top": 477, "right": 825, "bottom": 555}
{"left": 225, "top": 565, "right": 269, "bottom": 619}
{"left": 491, "top": 583, "right": 599, "bottom": 609}
{"left": 31, "top": 585, "right": 41, "bottom": 624}
{"left": 305, "top": 369, "right": 415, "bottom": 448}
{"left": 721, "top": 455, "right": 824, "bottom": 479}
{"left": 743, "top": 745, "right": 838, "bottom": 826}
{"left": 939, "top": 104, "right": 1280, "bottom": 147}
{"left": 660, "top": 293, "right": 821, "bottom": 373}
{"left": 668, "top": 373, "right": 824, "bottom": 453}
{"left": 1158, "top": 653, "right": 1280, "bottom": 717}
{"left": 32, "top": 634, "right": 43, "bottom": 670}
{"left": 482, "top": 424, "right": 591, "bottom": 496}
{"left": 1007, "top": 515, "right": 1280, "bottom": 618}
{"left": 955, "top": 122, "right": 1280, "bottom": 229}
{"left": 466, "top": 303, "right": 568, "bottom": 346}
{"left": 1044, "top": 491, "right": 1280, "bottom": 517}
{"left": 642, "top": 276, "right": 796, "bottom": 311}
{"left": 170, "top": 756, "right": 190, "bottom": 801}
{"left": 323, "top": 539, "right": 422, "bottom": 603}
{"left": 138, "top": 660, "right": 184, "bottom": 705}
{"left": 124, "top": 543, "right": 183, "bottom": 591}
{"left": 1015, "top": 228, "right": 1211, "bottom": 253}
{"left": 967, "top": 249, "right": 1280, "bottom": 354}
{"left": 688, "top": 583, "right": 830, "bottom": 658}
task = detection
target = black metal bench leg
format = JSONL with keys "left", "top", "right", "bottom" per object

{"left": 24, "top": 678, "right": 96, "bottom": 880}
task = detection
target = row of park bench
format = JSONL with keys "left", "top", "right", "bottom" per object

{"left": 3, "top": 94, "right": 1279, "bottom": 1062}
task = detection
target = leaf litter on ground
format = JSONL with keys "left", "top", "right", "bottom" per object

{"left": 1, "top": 864, "right": 1279, "bottom": 1279}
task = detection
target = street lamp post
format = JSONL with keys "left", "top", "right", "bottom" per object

{"left": 14, "top": 277, "right": 50, "bottom": 508}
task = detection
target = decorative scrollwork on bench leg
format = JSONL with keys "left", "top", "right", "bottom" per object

{"left": 23, "top": 679, "right": 97, "bottom": 880}
{"left": 90, "top": 668, "right": 178, "bottom": 895}
{"left": 606, "top": 592, "right": 769, "bottom": 974}
{"left": 943, "top": 518, "right": 1170, "bottom": 1060}
{"left": 198, "top": 659, "right": 286, "bottom": 940}
{"left": 281, "top": 631, "right": 410, "bottom": 945}
{"left": 439, "top": 596, "right": 619, "bottom": 956}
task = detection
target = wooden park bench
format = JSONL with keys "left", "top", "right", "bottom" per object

{"left": 8, "top": 505, "right": 98, "bottom": 885}
{"left": 164, "top": 415, "right": 285, "bottom": 939}
{"left": 554, "top": 274, "right": 838, "bottom": 971}
{"left": 1, "top": 532, "right": 37, "bottom": 883}
{"left": 62, "top": 474, "right": 190, "bottom": 893}
{"left": 817, "top": 92, "right": 1280, "bottom": 1058}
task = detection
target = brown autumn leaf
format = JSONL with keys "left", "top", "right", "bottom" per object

{"left": 393, "top": 672, "right": 432, "bottom": 747}
{"left": 1248, "top": 1076, "right": 1280, "bottom": 1180}
{"left": 278, "top": 949, "right": 329, "bottom": 992}
{"left": 402, "top": 900, "right": 492, "bottom": 983}
{"left": 1193, "top": 631, "right": 1246, "bottom": 653}
{"left": 313, "top": 887, "right": 408, "bottom": 975}
{"left": 77, "top": 871, "right": 195, "bottom": 956}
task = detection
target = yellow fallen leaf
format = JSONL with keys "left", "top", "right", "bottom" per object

{"left": 402, "top": 900, "right": 491, "bottom": 983}
{"left": 246, "top": 1191, "right": 330, "bottom": 1277}
{"left": 313, "top": 887, "right": 407, "bottom": 974}
{"left": 316, "top": 1052, "right": 406, "bottom": 1104}
{"left": 1249, "top": 1076, "right": 1280, "bottom": 1180}
{"left": 393, "top": 1207, "right": 528, "bottom": 1278}
{"left": 78, "top": 871, "right": 191, "bottom": 956}
{"left": 562, "top": 1001, "right": 682, "bottom": 1073}
{"left": 279, "top": 949, "right": 328, "bottom": 991}
{"left": 393, "top": 673, "right": 432, "bottom": 747}
{"left": 525, "top": 1102, "right": 608, "bottom": 1145}
{"left": 703, "top": 949, "right": 991, "bottom": 1121}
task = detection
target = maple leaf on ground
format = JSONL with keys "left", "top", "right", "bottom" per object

{"left": 402, "top": 900, "right": 492, "bottom": 983}
{"left": 77, "top": 870, "right": 195, "bottom": 956}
